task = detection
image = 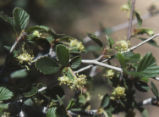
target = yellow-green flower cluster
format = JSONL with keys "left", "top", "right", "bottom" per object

{"left": 115, "top": 40, "right": 130, "bottom": 52}
{"left": 104, "top": 69, "right": 115, "bottom": 79}
{"left": 69, "top": 39, "right": 85, "bottom": 51}
{"left": 32, "top": 30, "right": 41, "bottom": 38}
{"left": 17, "top": 51, "right": 34, "bottom": 64}
{"left": 111, "top": 86, "right": 126, "bottom": 100}
{"left": 58, "top": 74, "right": 86, "bottom": 89}
{"left": 58, "top": 75, "right": 72, "bottom": 85}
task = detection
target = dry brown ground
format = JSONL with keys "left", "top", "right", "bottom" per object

{"left": 70, "top": 0, "right": 159, "bottom": 117}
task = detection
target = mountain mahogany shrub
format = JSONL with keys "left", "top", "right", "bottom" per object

{"left": 0, "top": 7, "right": 159, "bottom": 117}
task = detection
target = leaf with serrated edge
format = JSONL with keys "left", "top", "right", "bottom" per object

{"left": 0, "top": 87, "right": 13, "bottom": 101}
{"left": 137, "top": 53, "right": 159, "bottom": 78}
{"left": 151, "top": 82, "right": 159, "bottom": 98}
{"left": 13, "top": 7, "right": 30, "bottom": 32}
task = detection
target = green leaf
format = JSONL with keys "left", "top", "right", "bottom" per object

{"left": 151, "top": 81, "right": 159, "bottom": 98}
{"left": 116, "top": 52, "right": 140, "bottom": 68}
{"left": 27, "top": 25, "right": 51, "bottom": 33}
{"left": 137, "top": 53, "right": 159, "bottom": 78}
{"left": 35, "top": 57, "right": 60, "bottom": 75}
{"left": 0, "top": 12, "right": 13, "bottom": 26}
{"left": 24, "top": 87, "right": 38, "bottom": 98}
{"left": 139, "top": 38, "right": 159, "bottom": 48}
{"left": 135, "top": 81, "right": 149, "bottom": 92}
{"left": 106, "top": 35, "right": 114, "bottom": 48}
{"left": 142, "top": 109, "right": 149, "bottom": 117}
{"left": 134, "top": 28, "right": 154, "bottom": 36}
{"left": 23, "top": 98, "right": 33, "bottom": 106}
{"left": 78, "top": 94, "right": 86, "bottom": 105}
{"left": 70, "top": 56, "right": 81, "bottom": 69}
{"left": 66, "top": 99, "right": 76, "bottom": 110}
{"left": 56, "top": 95, "right": 64, "bottom": 106}
{"left": 0, "top": 103, "right": 9, "bottom": 110}
{"left": 10, "top": 69, "right": 27, "bottom": 79}
{"left": 13, "top": 7, "right": 30, "bottom": 32}
{"left": 87, "top": 33, "right": 103, "bottom": 47}
{"left": 135, "top": 11, "right": 143, "bottom": 26}
{"left": 101, "top": 94, "right": 110, "bottom": 108}
{"left": 56, "top": 44, "right": 69, "bottom": 66}
{"left": 0, "top": 87, "right": 13, "bottom": 101}
{"left": 47, "top": 107, "right": 57, "bottom": 117}
{"left": 62, "top": 67, "right": 76, "bottom": 80}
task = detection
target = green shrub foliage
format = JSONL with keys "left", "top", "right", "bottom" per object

{"left": 0, "top": 6, "right": 159, "bottom": 117}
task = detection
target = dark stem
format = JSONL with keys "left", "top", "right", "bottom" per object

{"left": 127, "top": 0, "right": 136, "bottom": 40}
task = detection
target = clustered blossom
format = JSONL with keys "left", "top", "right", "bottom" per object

{"left": 17, "top": 51, "right": 34, "bottom": 64}
{"left": 58, "top": 74, "right": 86, "bottom": 89}
{"left": 58, "top": 75, "right": 72, "bottom": 85}
{"left": 115, "top": 40, "right": 130, "bottom": 52}
{"left": 69, "top": 39, "right": 85, "bottom": 51}
{"left": 104, "top": 69, "right": 115, "bottom": 79}
{"left": 111, "top": 86, "right": 126, "bottom": 100}
{"left": 32, "top": 30, "right": 41, "bottom": 38}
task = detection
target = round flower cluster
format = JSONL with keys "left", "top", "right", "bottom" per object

{"left": 104, "top": 69, "right": 115, "bottom": 79}
{"left": 58, "top": 75, "right": 71, "bottom": 85}
{"left": 32, "top": 30, "right": 41, "bottom": 38}
{"left": 69, "top": 39, "right": 85, "bottom": 51}
{"left": 111, "top": 86, "right": 126, "bottom": 100}
{"left": 58, "top": 74, "right": 86, "bottom": 89}
{"left": 115, "top": 40, "right": 130, "bottom": 52}
{"left": 17, "top": 51, "right": 34, "bottom": 64}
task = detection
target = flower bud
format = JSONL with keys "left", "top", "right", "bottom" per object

{"left": 70, "top": 39, "right": 85, "bottom": 51}
{"left": 111, "top": 86, "right": 126, "bottom": 100}
{"left": 32, "top": 30, "right": 41, "bottom": 38}
{"left": 115, "top": 40, "right": 130, "bottom": 52}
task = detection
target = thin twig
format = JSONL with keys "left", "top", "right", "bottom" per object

{"left": 138, "top": 97, "right": 157, "bottom": 106}
{"left": 67, "top": 109, "right": 98, "bottom": 116}
{"left": 128, "top": 33, "right": 159, "bottom": 51}
{"left": 127, "top": 0, "right": 136, "bottom": 40}
{"left": 76, "top": 33, "right": 159, "bottom": 74}
{"left": 81, "top": 59, "right": 122, "bottom": 72}
{"left": 89, "top": 66, "right": 97, "bottom": 77}
{"left": 10, "top": 31, "right": 26, "bottom": 53}
{"left": 155, "top": 77, "right": 159, "bottom": 81}
{"left": 74, "top": 65, "right": 93, "bottom": 74}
